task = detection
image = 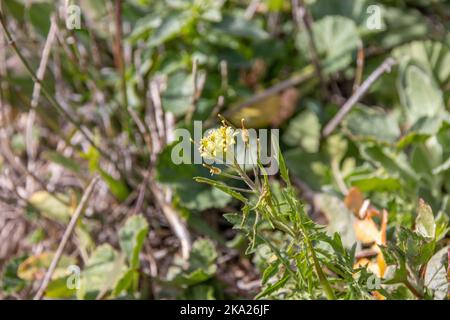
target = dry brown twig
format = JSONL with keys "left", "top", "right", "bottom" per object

{"left": 292, "top": 0, "right": 326, "bottom": 92}
{"left": 144, "top": 80, "right": 192, "bottom": 260}
{"left": 322, "top": 57, "right": 397, "bottom": 137}
{"left": 33, "top": 176, "right": 100, "bottom": 300}
{"left": 26, "top": 16, "right": 58, "bottom": 194}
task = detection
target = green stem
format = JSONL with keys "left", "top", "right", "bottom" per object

{"left": 233, "top": 159, "right": 257, "bottom": 191}
{"left": 403, "top": 279, "right": 423, "bottom": 299}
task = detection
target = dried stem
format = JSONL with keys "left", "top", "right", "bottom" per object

{"left": 34, "top": 176, "right": 99, "bottom": 300}
{"left": 322, "top": 57, "right": 397, "bottom": 137}
{"left": 292, "top": 0, "right": 327, "bottom": 93}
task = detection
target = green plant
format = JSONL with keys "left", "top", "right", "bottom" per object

{"left": 194, "top": 121, "right": 448, "bottom": 300}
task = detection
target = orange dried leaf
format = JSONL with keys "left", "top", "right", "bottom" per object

{"left": 344, "top": 187, "right": 364, "bottom": 216}
{"left": 354, "top": 218, "right": 380, "bottom": 244}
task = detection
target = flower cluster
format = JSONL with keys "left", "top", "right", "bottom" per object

{"left": 199, "top": 125, "right": 237, "bottom": 160}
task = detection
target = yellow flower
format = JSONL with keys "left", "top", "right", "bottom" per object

{"left": 199, "top": 125, "right": 237, "bottom": 160}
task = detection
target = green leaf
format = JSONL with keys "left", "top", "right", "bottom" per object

{"left": 0, "top": 256, "right": 27, "bottom": 295}
{"left": 223, "top": 210, "right": 255, "bottom": 232}
{"left": 78, "top": 245, "right": 126, "bottom": 300}
{"left": 4, "top": 0, "right": 25, "bottom": 21}
{"left": 169, "top": 239, "right": 218, "bottom": 286}
{"left": 29, "top": 2, "right": 53, "bottom": 36}
{"left": 344, "top": 106, "right": 400, "bottom": 143}
{"left": 397, "top": 115, "right": 444, "bottom": 149}
{"left": 361, "top": 145, "right": 420, "bottom": 186}
{"left": 119, "top": 215, "right": 149, "bottom": 269}
{"left": 80, "top": 146, "right": 129, "bottom": 201}
{"left": 424, "top": 246, "right": 449, "bottom": 300}
{"left": 194, "top": 177, "right": 247, "bottom": 202}
{"left": 161, "top": 71, "right": 195, "bottom": 116}
{"left": 375, "top": 7, "right": 428, "bottom": 48}
{"left": 398, "top": 61, "right": 445, "bottom": 126}
{"left": 98, "top": 168, "right": 130, "bottom": 202}
{"left": 148, "top": 12, "right": 191, "bottom": 47}
{"left": 262, "top": 260, "right": 280, "bottom": 285}
{"left": 349, "top": 174, "right": 401, "bottom": 192}
{"left": 415, "top": 199, "right": 436, "bottom": 239}
{"left": 112, "top": 269, "right": 136, "bottom": 297}
{"left": 310, "top": 0, "right": 371, "bottom": 26}
{"left": 214, "top": 14, "right": 269, "bottom": 40}
{"left": 255, "top": 273, "right": 289, "bottom": 299}
{"left": 433, "top": 157, "right": 450, "bottom": 175}
{"left": 392, "top": 40, "right": 450, "bottom": 88}
{"left": 297, "top": 16, "right": 361, "bottom": 74}
{"left": 283, "top": 110, "right": 321, "bottom": 152}
{"left": 45, "top": 277, "right": 76, "bottom": 298}
{"left": 189, "top": 238, "right": 218, "bottom": 270}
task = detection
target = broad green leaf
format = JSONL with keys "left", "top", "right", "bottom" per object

{"left": 119, "top": 215, "right": 149, "bottom": 269}
{"left": 283, "top": 109, "right": 321, "bottom": 152}
{"left": 374, "top": 7, "right": 428, "bottom": 48}
{"left": 148, "top": 12, "right": 191, "bottom": 47}
{"left": 310, "top": 0, "right": 372, "bottom": 26}
{"left": 348, "top": 174, "right": 402, "bottom": 192}
{"left": 45, "top": 277, "right": 76, "bottom": 298}
{"left": 361, "top": 145, "right": 420, "bottom": 186}
{"left": 161, "top": 71, "right": 195, "bottom": 117}
{"left": 169, "top": 239, "right": 218, "bottom": 286}
{"left": 297, "top": 16, "right": 361, "bottom": 74}
{"left": 392, "top": 40, "right": 450, "bottom": 87}
{"left": 344, "top": 106, "right": 400, "bottom": 143}
{"left": 424, "top": 246, "right": 449, "bottom": 300}
{"left": 77, "top": 245, "right": 127, "bottom": 300}
{"left": 398, "top": 62, "right": 445, "bottom": 126}
{"left": 189, "top": 238, "right": 218, "bottom": 270}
